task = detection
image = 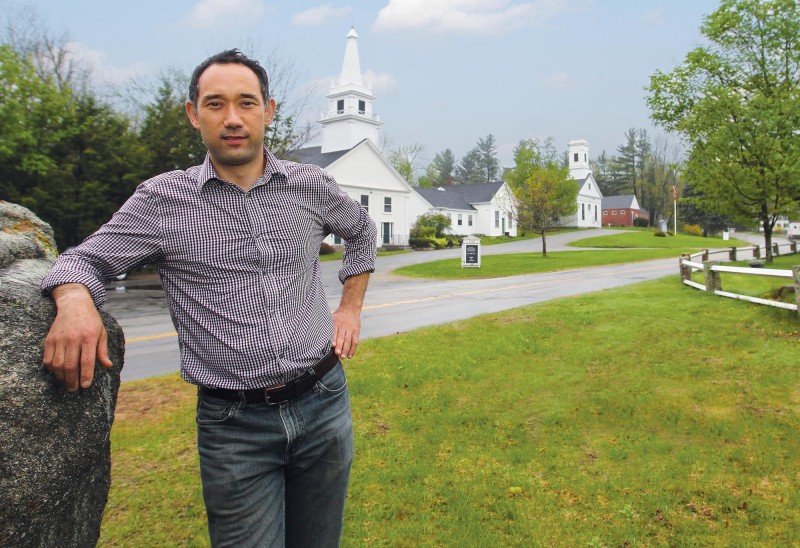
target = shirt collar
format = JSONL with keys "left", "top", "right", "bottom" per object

{"left": 195, "top": 146, "right": 288, "bottom": 191}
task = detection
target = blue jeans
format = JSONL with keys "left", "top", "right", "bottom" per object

{"left": 196, "top": 363, "right": 354, "bottom": 547}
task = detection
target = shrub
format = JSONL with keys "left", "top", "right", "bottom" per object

{"left": 683, "top": 224, "right": 703, "bottom": 237}
{"left": 633, "top": 217, "right": 649, "bottom": 228}
{"left": 320, "top": 242, "right": 336, "bottom": 255}
{"left": 654, "top": 231, "right": 667, "bottom": 237}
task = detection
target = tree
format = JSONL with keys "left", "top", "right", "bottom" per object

{"left": 640, "top": 135, "right": 683, "bottom": 230}
{"left": 427, "top": 148, "right": 456, "bottom": 186}
{"left": 505, "top": 138, "right": 578, "bottom": 256}
{"left": 647, "top": 0, "right": 800, "bottom": 262}
{"left": 476, "top": 134, "right": 500, "bottom": 182}
{"left": 454, "top": 148, "right": 485, "bottom": 184}
{"left": 384, "top": 141, "right": 426, "bottom": 185}
{"left": 137, "top": 72, "right": 206, "bottom": 179}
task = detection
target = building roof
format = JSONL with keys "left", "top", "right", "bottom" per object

{"left": 286, "top": 146, "right": 350, "bottom": 168}
{"left": 413, "top": 181, "right": 506, "bottom": 211}
{"left": 602, "top": 195, "right": 638, "bottom": 209}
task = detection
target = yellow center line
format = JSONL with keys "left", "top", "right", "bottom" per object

{"left": 125, "top": 262, "right": 671, "bottom": 343}
{"left": 125, "top": 331, "right": 177, "bottom": 343}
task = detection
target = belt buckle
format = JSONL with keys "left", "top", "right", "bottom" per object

{"left": 263, "top": 384, "right": 288, "bottom": 405}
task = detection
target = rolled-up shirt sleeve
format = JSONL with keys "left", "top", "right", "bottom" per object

{"left": 40, "top": 183, "right": 165, "bottom": 308}
{"left": 321, "top": 174, "right": 377, "bottom": 284}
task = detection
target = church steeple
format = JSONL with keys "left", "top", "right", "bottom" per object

{"left": 320, "top": 27, "right": 382, "bottom": 153}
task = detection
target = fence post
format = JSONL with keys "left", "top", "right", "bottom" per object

{"left": 753, "top": 245, "right": 761, "bottom": 259}
{"left": 729, "top": 247, "right": 737, "bottom": 261}
{"left": 704, "top": 261, "right": 721, "bottom": 292}
{"left": 794, "top": 266, "right": 800, "bottom": 319}
{"left": 702, "top": 249, "right": 709, "bottom": 261}
{"left": 773, "top": 242, "right": 780, "bottom": 256}
{"left": 792, "top": 241, "right": 797, "bottom": 253}
{"left": 679, "top": 254, "right": 691, "bottom": 281}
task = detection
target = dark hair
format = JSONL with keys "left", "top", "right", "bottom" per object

{"left": 188, "top": 49, "right": 270, "bottom": 106}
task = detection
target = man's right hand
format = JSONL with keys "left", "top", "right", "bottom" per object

{"left": 42, "top": 284, "right": 113, "bottom": 392}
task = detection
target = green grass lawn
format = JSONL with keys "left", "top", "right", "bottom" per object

{"left": 394, "top": 249, "right": 683, "bottom": 279}
{"left": 102, "top": 275, "right": 800, "bottom": 546}
{"left": 570, "top": 230, "right": 750, "bottom": 250}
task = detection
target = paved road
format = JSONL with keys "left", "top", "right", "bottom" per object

{"left": 104, "top": 229, "right": 748, "bottom": 382}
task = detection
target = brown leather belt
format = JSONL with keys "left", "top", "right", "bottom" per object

{"left": 200, "top": 347, "right": 340, "bottom": 405}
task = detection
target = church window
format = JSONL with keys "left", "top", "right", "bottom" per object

{"left": 360, "top": 194, "right": 369, "bottom": 212}
{"left": 358, "top": 100, "right": 366, "bottom": 114}
{"left": 495, "top": 211, "right": 500, "bottom": 228}
{"left": 337, "top": 99, "right": 344, "bottom": 113}
{"left": 573, "top": 153, "right": 579, "bottom": 162}
{"left": 384, "top": 197, "right": 392, "bottom": 213}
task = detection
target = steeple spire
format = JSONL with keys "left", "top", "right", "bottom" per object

{"left": 339, "top": 27, "right": 363, "bottom": 87}
{"left": 319, "top": 28, "right": 382, "bottom": 153}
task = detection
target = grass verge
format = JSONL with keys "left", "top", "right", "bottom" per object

{"left": 102, "top": 276, "right": 800, "bottom": 546}
{"left": 570, "top": 230, "right": 750, "bottom": 250}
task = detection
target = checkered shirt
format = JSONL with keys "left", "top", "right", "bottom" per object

{"left": 41, "top": 147, "right": 377, "bottom": 389}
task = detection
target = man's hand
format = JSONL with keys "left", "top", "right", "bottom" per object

{"left": 332, "top": 272, "right": 370, "bottom": 359}
{"left": 42, "top": 284, "right": 113, "bottom": 392}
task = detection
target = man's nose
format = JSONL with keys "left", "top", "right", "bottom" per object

{"left": 223, "top": 106, "right": 243, "bottom": 127}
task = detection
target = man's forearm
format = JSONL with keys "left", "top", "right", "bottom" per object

{"left": 339, "top": 272, "right": 370, "bottom": 312}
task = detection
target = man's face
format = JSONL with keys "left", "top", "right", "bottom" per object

{"left": 186, "top": 62, "right": 275, "bottom": 173}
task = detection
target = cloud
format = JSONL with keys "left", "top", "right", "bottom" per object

{"left": 374, "top": 0, "right": 572, "bottom": 35}
{"left": 187, "top": 0, "right": 267, "bottom": 30}
{"left": 362, "top": 70, "right": 397, "bottom": 93}
{"left": 292, "top": 4, "right": 353, "bottom": 26}
{"left": 313, "top": 70, "right": 398, "bottom": 94}
{"left": 642, "top": 7, "right": 665, "bottom": 25}
{"left": 65, "top": 42, "right": 149, "bottom": 86}
{"left": 542, "top": 72, "right": 573, "bottom": 91}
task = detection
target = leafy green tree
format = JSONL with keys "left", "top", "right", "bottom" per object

{"left": 0, "top": 45, "right": 69, "bottom": 202}
{"left": 505, "top": 138, "right": 578, "bottom": 256}
{"left": 384, "top": 142, "right": 426, "bottom": 185}
{"left": 647, "top": 0, "right": 800, "bottom": 262}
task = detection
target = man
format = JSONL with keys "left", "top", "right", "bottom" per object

{"left": 41, "top": 49, "right": 376, "bottom": 547}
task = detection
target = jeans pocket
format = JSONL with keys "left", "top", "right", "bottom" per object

{"left": 315, "top": 363, "right": 347, "bottom": 397}
{"left": 196, "top": 395, "right": 238, "bottom": 424}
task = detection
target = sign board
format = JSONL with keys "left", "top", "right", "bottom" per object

{"left": 461, "top": 237, "right": 481, "bottom": 268}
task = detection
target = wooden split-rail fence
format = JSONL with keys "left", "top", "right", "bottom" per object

{"left": 678, "top": 241, "right": 800, "bottom": 316}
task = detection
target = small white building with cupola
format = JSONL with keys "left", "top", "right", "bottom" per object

{"left": 559, "top": 139, "right": 603, "bottom": 228}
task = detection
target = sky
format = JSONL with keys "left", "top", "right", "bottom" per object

{"left": 8, "top": 0, "right": 721, "bottom": 169}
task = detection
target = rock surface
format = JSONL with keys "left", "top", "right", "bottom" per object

{"left": 0, "top": 201, "right": 124, "bottom": 547}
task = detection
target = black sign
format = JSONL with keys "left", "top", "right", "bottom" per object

{"left": 464, "top": 244, "right": 479, "bottom": 264}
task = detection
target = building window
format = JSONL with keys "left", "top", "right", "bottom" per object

{"left": 582, "top": 203, "right": 585, "bottom": 221}
{"left": 468, "top": 215, "right": 473, "bottom": 226}
{"left": 620, "top": 209, "right": 626, "bottom": 214}
{"left": 612, "top": 210, "right": 617, "bottom": 215}
{"left": 334, "top": 235, "right": 342, "bottom": 244}
{"left": 457, "top": 214, "right": 463, "bottom": 226}
{"left": 508, "top": 215, "right": 513, "bottom": 229}
{"left": 358, "top": 100, "right": 366, "bottom": 114}
{"left": 495, "top": 211, "right": 500, "bottom": 228}
{"left": 603, "top": 210, "right": 608, "bottom": 215}
{"left": 336, "top": 99, "right": 344, "bottom": 113}
{"left": 360, "top": 194, "right": 369, "bottom": 212}
{"left": 573, "top": 153, "right": 579, "bottom": 162}
{"left": 384, "top": 197, "right": 392, "bottom": 213}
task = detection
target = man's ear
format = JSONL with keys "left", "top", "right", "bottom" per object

{"left": 186, "top": 100, "right": 200, "bottom": 129}
{"left": 264, "top": 97, "right": 276, "bottom": 127}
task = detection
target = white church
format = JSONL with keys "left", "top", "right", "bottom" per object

{"left": 292, "top": 29, "right": 599, "bottom": 246}
{"left": 291, "top": 28, "right": 418, "bottom": 247}
{"left": 561, "top": 139, "right": 603, "bottom": 228}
